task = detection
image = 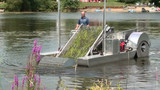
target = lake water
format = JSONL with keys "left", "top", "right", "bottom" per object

{"left": 0, "top": 12, "right": 160, "bottom": 90}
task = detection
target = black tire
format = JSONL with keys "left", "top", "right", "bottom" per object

{"left": 136, "top": 41, "right": 149, "bottom": 58}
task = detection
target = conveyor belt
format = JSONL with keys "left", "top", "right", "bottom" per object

{"left": 58, "top": 27, "right": 103, "bottom": 59}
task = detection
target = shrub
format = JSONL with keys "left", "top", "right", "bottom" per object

{"left": 38, "top": 0, "right": 57, "bottom": 12}
{"left": 124, "top": 0, "right": 137, "bottom": 3}
{"left": 6, "top": 0, "right": 58, "bottom": 12}
{"left": 21, "top": 0, "right": 40, "bottom": 11}
{"left": 117, "top": 0, "right": 136, "bottom": 3}
{"left": 150, "top": 0, "right": 160, "bottom": 7}
{"left": 6, "top": 0, "right": 22, "bottom": 11}
{"left": 0, "top": 2, "right": 7, "bottom": 9}
{"left": 61, "top": 0, "right": 79, "bottom": 12}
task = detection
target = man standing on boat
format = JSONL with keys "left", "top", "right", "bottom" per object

{"left": 75, "top": 11, "right": 90, "bottom": 30}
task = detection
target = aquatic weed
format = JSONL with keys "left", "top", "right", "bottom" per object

{"left": 62, "top": 27, "right": 102, "bottom": 60}
{"left": 89, "top": 79, "right": 123, "bottom": 90}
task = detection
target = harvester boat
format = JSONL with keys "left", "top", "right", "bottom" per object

{"left": 40, "top": 25, "right": 150, "bottom": 67}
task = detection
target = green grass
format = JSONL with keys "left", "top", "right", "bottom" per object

{"left": 0, "top": 2, "right": 7, "bottom": 9}
{"left": 62, "top": 27, "right": 102, "bottom": 60}
{"left": 79, "top": 1, "right": 126, "bottom": 8}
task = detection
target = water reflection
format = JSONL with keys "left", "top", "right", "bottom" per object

{"left": 135, "top": 57, "right": 150, "bottom": 67}
{"left": 36, "top": 58, "right": 152, "bottom": 89}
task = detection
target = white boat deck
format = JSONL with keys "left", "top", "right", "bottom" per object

{"left": 40, "top": 51, "right": 59, "bottom": 56}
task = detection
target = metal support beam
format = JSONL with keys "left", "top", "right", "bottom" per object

{"left": 58, "top": 0, "right": 61, "bottom": 50}
{"left": 103, "top": 0, "right": 106, "bottom": 54}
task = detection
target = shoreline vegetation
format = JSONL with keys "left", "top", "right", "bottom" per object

{"left": 0, "top": 6, "right": 158, "bottom": 13}
{"left": 0, "top": 0, "right": 160, "bottom": 13}
{"left": 0, "top": 6, "right": 159, "bottom": 13}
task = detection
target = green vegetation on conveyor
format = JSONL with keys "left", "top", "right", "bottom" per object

{"left": 62, "top": 27, "right": 102, "bottom": 60}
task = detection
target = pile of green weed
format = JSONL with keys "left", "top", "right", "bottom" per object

{"left": 62, "top": 27, "right": 102, "bottom": 59}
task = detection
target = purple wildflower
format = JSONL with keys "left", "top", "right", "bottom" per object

{"left": 38, "top": 45, "right": 42, "bottom": 53}
{"left": 30, "top": 83, "right": 33, "bottom": 88}
{"left": 26, "top": 65, "right": 29, "bottom": 70}
{"left": 44, "top": 87, "right": 46, "bottom": 90}
{"left": 29, "top": 72, "right": 32, "bottom": 77}
{"left": 34, "top": 40, "right": 37, "bottom": 47}
{"left": 37, "top": 54, "right": 40, "bottom": 62}
{"left": 32, "top": 46, "right": 36, "bottom": 54}
{"left": 11, "top": 82, "right": 15, "bottom": 90}
{"left": 34, "top": 74, "right": 37, "bottom": 82}
{"left": 34, "top": 47, "right": 38, "bottom": 53}
{"left": 25, "top": 76, "right": 29, "bottom": 80}
{"left": 22, "top": 77, "right": 25, "bottom": 88}
{"left": 14, "top": 75, "right": 19, "bottom": 87}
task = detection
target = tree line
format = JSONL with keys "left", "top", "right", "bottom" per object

{"left": 1, "top": 0, "right": 159, "bottom": 12}
{"left": 3, "top": 0, "right": 79, "bottom": 12}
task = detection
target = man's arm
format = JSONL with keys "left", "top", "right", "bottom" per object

{"left": 86, "top": 18, "right": 90, "bottom": 27}
{"left": 75, "top": 19, "right": 80, "bottom": 30}
{"left": 75, "top": 24, "right": 80, "bottom": 30}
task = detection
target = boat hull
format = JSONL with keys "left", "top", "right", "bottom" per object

{"left": 77, "top": 51, "right": 136, "bottom": 67}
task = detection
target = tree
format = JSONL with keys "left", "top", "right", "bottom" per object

{"left": 38, "top": 0, "right": 57, "bottom": 11}
{"left": 150, "top": 0, "right": 160, "bottom": 6}
{"left": 6, "top": 0, "right": 58, "bottom": 12}
{"left": 61, "top": 0, "right": 79, "bottom": 12}
{"left": 21, "top": 0, "right": 40, "bottom": 11}
{"left": 6, "top": 0, "right": 22, "bottom": 11}
{"left": 124, "top": 0, "right": 137, "bottom": 3}
{"left": 0, "top": 0, "right": 6, "bottom": 2}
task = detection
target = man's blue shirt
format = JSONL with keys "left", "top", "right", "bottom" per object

{"left": 78, "top": 17, "right": 89, "bottom": 26}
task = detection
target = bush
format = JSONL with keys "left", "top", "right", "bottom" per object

{"left": 38, "top": 0, "right": 57, "bottom": 12}
{"left": 117, "top": 0, "right": 136, "bottom": 3}
{"left": 6, "top": 0, "right": 22, "bottom": 11}
{"left": 0, "top": 2, "right": 7, "bottom": 9}
{"left": 21, "top": 0, "right": 40, "bottom": 11}
{"left": 118, "top": 0, "right": 125, "bottom": 2}
{"left": 6, "top": 0, "right": 58, "bottom": 12}
{"left": 124, "top": 0, "right": 137, "bottom": 3}
{"left": 21, "top": 0, "right": 32, "bottom": 11}
{"left": 61, "top": 0, "right": 79, "bottom": 12}
{"left": 49, "top": 1, "right": 58, "bottom": 11}
{"left": 150, "top": 0, "right": 160, "bottom": 7}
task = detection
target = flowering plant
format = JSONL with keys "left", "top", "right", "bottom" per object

{"left": 12, "top": 40, "right": 45, "bottom": 90}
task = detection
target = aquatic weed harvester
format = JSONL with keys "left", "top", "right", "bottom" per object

{"left": 40, "top": 0, "right": 150, "bottom": 67}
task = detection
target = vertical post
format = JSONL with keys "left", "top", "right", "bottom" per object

{"left": 103, "top": 0, "right": 106, "bottom": 54}
{"left": 103, "top": 0, "right": 106, "bottom": 28}
{"left": 136, "top": 20, "right": 139, "bottom": 32}
{"left": 58, "top": 0, "right": 61, "bottom": 50}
